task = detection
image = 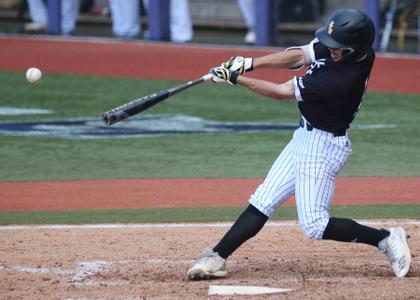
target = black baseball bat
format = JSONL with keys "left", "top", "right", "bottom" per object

{"left": 102, "top": 73, "right": 213, "bottom": 126}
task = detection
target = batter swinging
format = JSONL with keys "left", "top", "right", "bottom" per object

{"left": 187, "top": 9, "right": 412, "bottom": 280}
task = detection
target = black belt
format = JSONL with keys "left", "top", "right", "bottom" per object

{"left": 299, "top": 118, "right": 346, "bottom": 137}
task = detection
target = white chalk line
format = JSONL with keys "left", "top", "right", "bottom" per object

{"left": 0, "top": 220, "right": 419, "bottom": 230}
{"left": 2, "top": 253, "right": 418, "bottom": 288}
{"left": 5, "top": 257, "right": 415, "bottom": 288}
{"left": 0, "top": 258, "right": 194, "bottom": 287}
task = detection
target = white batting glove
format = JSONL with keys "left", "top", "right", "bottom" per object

{"left": 223, "top": 56, "right": 254, "bottom": 74}
{"left": 210, "top": 67, "right": 226, "bottom": 84}
{"left": 210, "top": 66, "right": 239, "bottom": 85}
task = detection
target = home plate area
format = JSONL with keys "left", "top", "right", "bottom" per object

{"left": 0, "top": 222, "right": 418, "bottom": 299}
{"left": 209, "top": 285, "right": 292, "bottom": 296}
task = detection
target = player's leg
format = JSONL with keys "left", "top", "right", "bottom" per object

{"left": 214, "top": 133, "right": 300, "bottom": 257}
{"left": 187, "top": 204, "right": 267, "bottom": 280}
{"left": 238, "top": 0, "right": 256, "bottom": 44}
{"left": 249, "top": 133, "right": 299, "bottom": 216}
{"left": 109, "top": 0, "right": 140, "bottom": 38}
{"left": 170, "top": 0, "right": 193, "bottom": 43}
{"left": 322, "top": 218, "right": 411, "bottom": 278}
{"left": 294, "top": 129, "right": 383, "bottom": 242}
{"left": 187, "top": 134, "right": 298, "bottom": 280}
{"left": 295, "top": 130, "right": 411, "bottom": 277}
{"left": 293, "top": 128, "right": 344, "bottom": 239}
{"left": 25, "top": 0, "right": 47, "bottom": 31}
{"left": 213, "top": 204, "right": 268, "bottom": 259}
{"left": 61, "top": 0, "right": 79, "bottom": 35}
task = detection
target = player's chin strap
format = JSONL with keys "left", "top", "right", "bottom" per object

{"left": 342, "top": 48, "right": 370, "bottom": 62}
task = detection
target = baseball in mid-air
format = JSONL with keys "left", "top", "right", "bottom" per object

{"left": 26, "top": 67, "right": 42, "bottom": 84}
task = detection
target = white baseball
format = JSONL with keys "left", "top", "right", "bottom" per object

{"left": 26, "top": 67, "right": 42, "bottom": 84}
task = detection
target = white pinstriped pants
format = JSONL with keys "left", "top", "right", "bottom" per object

{"left": 250, "top": 122, "right": 352, "bottom": 240}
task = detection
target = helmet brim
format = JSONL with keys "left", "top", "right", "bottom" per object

{"left": 315, "top": 28, "right": 347, "bottom": 49}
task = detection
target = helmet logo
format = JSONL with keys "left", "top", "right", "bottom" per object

{"left": 328, "top": 21, "right": 334, "bottom": 34}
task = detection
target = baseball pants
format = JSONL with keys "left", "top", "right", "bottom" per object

{"left": 250, "top": 121, "right": 352, "bottom": 240}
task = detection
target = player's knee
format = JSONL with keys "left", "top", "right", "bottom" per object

{"left": 300, "top": 225, "right": 323, "bottom": 240}
{"left": 299, "top": 217, "right": 329, "bottom": 240}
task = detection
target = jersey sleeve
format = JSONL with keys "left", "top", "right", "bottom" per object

{"left": 293, "top": 76, "right": 304, "bottom": 101}
{"left": 284, "top": 38, "right": 331, "bottom": 69}
{"left": 284, "top": 45, "right": 311, "bottom": 69}
{"left": 311, "top": 38, "right": 330, "bottom": 61}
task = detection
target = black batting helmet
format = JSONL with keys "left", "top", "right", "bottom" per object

{"left": 315, "top": 9, "right": 375, "bottom": 59}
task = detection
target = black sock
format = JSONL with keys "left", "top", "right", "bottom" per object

{"left": 214, "top": 204, "right": 268, "bottom": 259}
{"left": 322, "top": 217, "right": 390, "bottom": 247}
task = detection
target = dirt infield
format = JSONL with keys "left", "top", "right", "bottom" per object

{"left": 1, "top": 221, "right": 419, "bottom": 299}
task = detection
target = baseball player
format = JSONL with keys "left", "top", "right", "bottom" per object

{"left": 187, "top": 9, "right": 412, "bottom": 280}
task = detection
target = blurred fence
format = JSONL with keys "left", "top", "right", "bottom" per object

{"left": 0, "top": 0, "right": 418, "bottom": 53}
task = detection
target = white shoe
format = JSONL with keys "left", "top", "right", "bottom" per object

{"left": 244, "top": 30, "right": 256, "bottom": 44}
{"left": 24, "top": 22, "right": 46, "bottom": 32}
{"left": 378, "top": 227, "right": 412, "bottom": 278}
{"left": 187, "top": 247, "right": 227, "bottom": 280}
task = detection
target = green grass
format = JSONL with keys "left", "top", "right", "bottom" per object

{"left": 0, "top": 205, "right": 419, "bottom": 225}
{"left": 0, "top": 71, "right": 419, "bottom": 181}
{"left": 0, "top": 71, "right": 419, "bottom": 225}
{"left": 0, "top": 71, "right": 298, "bottom": 122}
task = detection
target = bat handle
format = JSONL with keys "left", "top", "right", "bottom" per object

{"left": 202, "top": 73, "right": 213, "bottom": 81}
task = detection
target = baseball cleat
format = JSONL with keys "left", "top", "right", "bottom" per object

{"left": 378, "top": 227, "right": 412, "bottom": 278}
{"left": 187, "top": 247, "right": 227, "bottom": 280}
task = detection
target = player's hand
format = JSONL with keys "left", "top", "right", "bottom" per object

{"left": 223, "top": 56, "right": 254, "bottom": 74}
{"left": 210, "top": 66, "right": 239, "bottom": 85}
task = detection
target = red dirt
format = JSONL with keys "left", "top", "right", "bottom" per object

{"left": 0, "top": 177, "right": 419, "bottom": 211}
{"left": 1, "top": 36, "right": 420, "bottom": 94}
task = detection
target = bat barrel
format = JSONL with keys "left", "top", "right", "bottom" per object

{"left": 101, "top": 74, "right": 212, "bottom": 126}
{"left": 102, "top": 90, "right": 170, "bottom": 126}
{"left": 102, "top": 106, "right": 135, "bottom": 126}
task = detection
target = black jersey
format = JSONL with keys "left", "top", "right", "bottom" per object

{"left": 294, "top": 39, "right": 375, "bottom": 131}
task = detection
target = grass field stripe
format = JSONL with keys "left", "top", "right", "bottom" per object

{"left": 1, "top": 220, "right": 420, "bottom": 230}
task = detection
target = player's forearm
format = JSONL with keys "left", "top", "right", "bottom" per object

{"left": 237, "top": 76, "right": 294, "bottom": 100}
{"left": 253, "top": 49, "right": 305, "bottom": 70}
